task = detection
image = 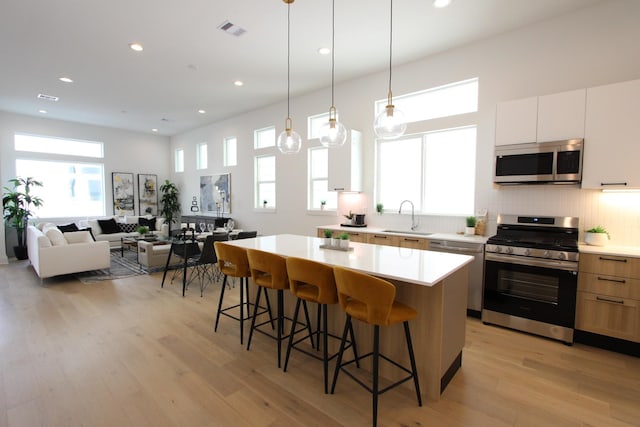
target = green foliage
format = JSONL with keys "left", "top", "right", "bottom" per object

{"left": 2, "top": 177, "right": 44, "bottom": 248}
{"left": 159, "top": 180, "right": 180, "bottom": 234}
{"left": 343, "top": 210, "right": 354, "bottom": 220}
{"left": 340, "top": 232, "right": 349, "bottom": 240}
{"left": 323, "top": 229, "right": 333, "bottom": 238}
{"left": 586, "top": 226, "right": 610, "bottom": 238}
{"left": 376, "top": 203, "right": 384, "bottom": 213}
{"left": 137, "top": 225, "right": 149, "bottom": 235}
{"left": 466, "top": 216, "right": 477, "bottom": 227}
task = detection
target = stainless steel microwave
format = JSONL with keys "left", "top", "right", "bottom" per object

{"left": 493, "top": 139, "right": 583, "bottom": 184}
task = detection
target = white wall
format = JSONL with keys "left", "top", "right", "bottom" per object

{"left": 170, "top": 0, "right": 640, "bottom": 245}
{"left": 0, "top": 112, "right": 172, "bottom": 261}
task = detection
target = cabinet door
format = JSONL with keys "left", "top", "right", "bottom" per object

{"left": 398, "top": 236, "right": 428, "bottom": 250}
{"left": 495, "top": 97, "right": 537, "bottom": 146}
{"left": 344, "top": 231, "right": 367, "bottom": 243}
{"left": 537, "top": 89, "right": 586, "bottom": 141}
{"left": 582, "top": 79, "right": 640, "bottom": 189}
{"left": 579, "top": 253, "right": 640, "bottom": 278}
{"left": 576, "top": 291, "right": 639, "bottom": 342}
{"left": 368, "top": 234, "right": 399, "bottom": 247}
{"left": 328, "top": 129, "right": 363, "bottom": 191}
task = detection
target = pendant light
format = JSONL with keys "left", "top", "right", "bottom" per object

{"left": 277, "top": 0, "right": 302, "bottom": 154}
{"left": 319, "top": 0, "right": 347, "bottom": 148}
{"left": 373, "top": 0, "right": 407, "bottom": 139}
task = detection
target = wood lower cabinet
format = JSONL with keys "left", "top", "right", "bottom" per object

{"left": 367, "top": 233, "right": 400, "bottom": 247}
{"left": 576, "top": 253, "right": 640, "bottom": 343}
{"left": 316, "top": 229, "right": 367, "bottom": 243}
{"left": 398, "top": 236, "right": 429, "bottom": 250}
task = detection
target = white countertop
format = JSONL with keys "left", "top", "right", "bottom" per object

{"left": 318, "top": 224, "right": 489, "bottom": 244}
{"left": 226, "top": 234, "right": 473, "bottom": 287}
{"left": 578, "top": 243, "right": 640, "bottom": 258}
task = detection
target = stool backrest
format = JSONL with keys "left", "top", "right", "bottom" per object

{"left": 214, "top": 242, "right": 250, "bottom": 278}
{"left": 286, "top": 257, "right": 337, "bottom": 304}
{"left": 246, "top": 249, "right": 289, "bottom": 290}
{"left": 333, "top": 266, "right": 396, "bottom": 326}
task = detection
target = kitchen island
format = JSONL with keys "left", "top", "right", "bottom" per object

{"left": 226, "top": 234, "right": 473, "bottom": 400}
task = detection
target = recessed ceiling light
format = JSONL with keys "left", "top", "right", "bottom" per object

{"left": 233, "top": 80, "right": 244, "bottom": 87}
{"left": 318, "top": 47, "right": 331, "bottom": 55}
{"left": 198, "top": 109, "right": 206, "bottom": 114}
{"left": 433, "top": 0, "right": 452, "bottom": 8}
{"left": 151, "top": 128, "right": 158, "bottom": 132}
{"left": 59, "top": 77, "right": 73, "bottom": 83}
{"left": 129, "top": 43, "right": 144, "bottom": 52}
{"left": 38, "top": 109, "right": 47, "bottom": 114}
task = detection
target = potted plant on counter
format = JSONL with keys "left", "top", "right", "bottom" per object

{"left": 320, "top": 200, "right": 326, "bottom": 210}
{"left": 376, "top": 203, "right": 384, "bottom": 215}
{"left": 339, "top": 232, "right": 350, "bottom": 249}
{"left": 465, "top": 216, "right": 476, "bottom": 236}
{"left": 2, "top": 177, "right": 44, "bottom": 260}
{"left": 585, "top": 226, "right": 610, "bottom": 246}
{"left": 323, "top": 229, "right": 333, "bottom": 246}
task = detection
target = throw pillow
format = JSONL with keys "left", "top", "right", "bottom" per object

{"left": 78, "top": 227, "right": 97, "bottom": 241}
{"left": 138, "top": 216, "right": 157, "bottom": 231}
{"left": 123, "top": 216, "right": 141, "bottom": 224}
{"left": 57, "top": 223, "right": 79, "bottom": 233}
{"left": 118, "top": 223, "right": 138, "bottom": 233}
{"left": 42, "top": 223, "right": 58, "bottom": 235}
{"left": 64, "top": 230, "right": 93, "bottom": 244}
{"left": 87, "top": 219, "right": 102, "bottom": 235}
{"left": 45, "top": 228, "right": 68, "bottom": 246}
{"left": 97, "top": 218, "right": 120, "bottom": 234}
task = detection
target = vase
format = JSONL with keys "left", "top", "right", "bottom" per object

{"left": 464, "top": 226, "right": 475, "bottom": 236}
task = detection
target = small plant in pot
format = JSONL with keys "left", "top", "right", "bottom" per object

{"left": 137, "top": 225, "right": 150, "bottom": 236}
{"left": 323, "top": 229, "right": 333, "bottom": 246}
{"left": 339, "top": 232, "right": 350, "bottom": 248}
{"left": 343, "top": 210, "right": 354, "bottom": 224}
{"left": 2, "top": 177, "right": 44, "bottom": 260}
{"left": 465, "top": 216, "right": 476, "bottom": 236}
{"left": 585, "top": 226, "right": 610, "bottom": 246}
{"left": 376, "top": 203, "right": 384, "bottom": 215}
{"left": 320, "top": 200, "right": 326, "bottom": 210}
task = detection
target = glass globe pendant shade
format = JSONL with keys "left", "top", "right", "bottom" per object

{"left": 319, "top": 118, "right": 347, "bottom": 147}
{"left": 277, "top": 121, "right": 302, "bottom": 154}
{"left": 374, "top": 104, "right": 406, "bottom": 139}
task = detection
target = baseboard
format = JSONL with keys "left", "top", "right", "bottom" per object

{"left": 574, "top": 330, "right": 639, "bottom": 357}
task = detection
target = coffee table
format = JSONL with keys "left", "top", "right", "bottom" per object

{"left": 121, "top": 236, "right": 166, "bottom": 262}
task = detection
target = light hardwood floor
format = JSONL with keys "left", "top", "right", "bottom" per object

{"left": 1, "top": 259, "right": 638, "bottom": 427}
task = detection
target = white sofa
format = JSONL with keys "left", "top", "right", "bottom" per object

{"left": 78, "top": 215, "right": 169, "bottom": 249}
{"left": 27, "top": 224, "right": 111, "bottom": 279}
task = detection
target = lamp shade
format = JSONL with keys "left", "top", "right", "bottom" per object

{"left": 277, "top": 128, "right": 302, "bottom": 154}
{"left": 319, "top": 118, "right": 347, "bottom": 147}
{"left": 374, "top": 104, "right": 407, "bottom": 139}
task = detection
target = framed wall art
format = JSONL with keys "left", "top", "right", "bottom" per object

{"left": 112, "top": 172, "right": 135, "bottom": 216}
{"left": 138, "top": 173, "right": 158, "bottom": 216}
{"left": 200, "top": 173, "right": 231, "bottom": 215}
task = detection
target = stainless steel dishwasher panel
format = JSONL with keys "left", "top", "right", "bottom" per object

{"left": 428, "top": 239, "right": 485, "bottom": 317}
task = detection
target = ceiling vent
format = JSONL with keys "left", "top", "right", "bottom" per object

{"left": 37, "top": 93, "right": 59, "bottom": 102}
{"left": 217, "top": 21, "right": 246, "bottom": 37}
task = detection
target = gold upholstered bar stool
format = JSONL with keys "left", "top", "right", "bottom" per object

{"left": 213, "top": 242, "right": 273, "bottom": 345}
{"left": 331, "top": 266, "right": 422, "bottom": 427}
{"left": 245, "top": 248, "right": 289, "bottom": 367}
{"left": 283, "top": 257, "right": 358, "bottom": 394}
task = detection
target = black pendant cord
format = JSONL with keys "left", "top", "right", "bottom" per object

{"left": 330, "top": 0, "right": 335, "bottom": 108}
{"left": 387, "top": 0, "right": 393, "bottom": 105}
{"left": 287, "top": 2, "right": 291, "bottom": 121}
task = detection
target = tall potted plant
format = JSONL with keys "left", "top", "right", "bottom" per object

{"left": 159, "top": 179, "right": 180, "bottom": 236}
{"left": 2, "top": 177, "right": 44, "bottom": 259}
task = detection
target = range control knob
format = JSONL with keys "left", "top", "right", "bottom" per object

{"left": 523, "top": 248, "right": 532, "bottom": 256}
{"left": 543, "top": 250, "right": 551, "bottom": 258}
{"left": 557, "top": 252, "right": 566, "bottom": 260}
{"left": 495, "top": 246, "right": 503, "bottom": 253}
{"left": 505, "top": 247, "right": 514, "bottom": 254}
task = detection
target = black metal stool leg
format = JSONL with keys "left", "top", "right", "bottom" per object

{"left": 214, "top": 275, "right": 228, "bottom": 332}
{"left": 246, "top": 286, "right": 263, "bottom": 351}
{"left": 330, "top": 315, "right": 352, "bottom": 394}
{"left": 277, "top": 290, "right": 284, "bottom": 368}
{"left": 372, "top": 325, "right": 380, "bottom": 427}
{"left": 404, "top": 321, "right": 422, "bottom": 406}
{"left": 240, "top": 277, "right": 245, "bottom": 345}
{"left": 322, "top": 304, "right": 329, "bottom": 394}
{"left": 283, "top": 298, "right": 302, "bottom": 372}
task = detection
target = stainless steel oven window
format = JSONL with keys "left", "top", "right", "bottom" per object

{"left": 496, "top": 269, "right": 559, "bottom": 304}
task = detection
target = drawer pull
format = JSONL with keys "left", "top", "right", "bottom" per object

{"left": 403, "top": 238, "right": 420, "bottom": 242}
{"left": 596, "top": 296, "right": 624, "bottom": 305}
{"left": 597, "top": 276, "right": 626, "bottom": 284}
{"left": 373, "top": 235, "right": 388, "bottom": 239}
{"left": 598, "top": 256, "right": 627, "bottom": 263}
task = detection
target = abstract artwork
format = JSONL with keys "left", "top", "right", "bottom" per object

{"left": 200, "top": 174, "right": 231, "bottom": 215}
{"left": 112, "top": 172, "right": 135, "bottom": 216}
{"left": 138, "top": 174, "right": 158, "bottom": 216}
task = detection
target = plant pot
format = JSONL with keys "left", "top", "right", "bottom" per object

{"left": 464, "top": 227, "right": 475, "bottom": 236}
{"left": 13, "top": 246, "right": 28, "bottom": 260}
{"left": 331, "top": 238, "right": 340, "bottom": 247}
{"left": 585, "top": 232, "right": 608, "bottom": 246}
{"left": 339, "top": 239, "right": 349, "bottom": 249}
{"left": 324, "top": 237, "right": 332, "bottom": 246}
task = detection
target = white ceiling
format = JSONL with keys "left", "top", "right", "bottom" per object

{"left": 0, "top": 0, "right": 601, "bottom": 136}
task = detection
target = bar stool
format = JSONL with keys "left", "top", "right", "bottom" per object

{"left": 283, "top": 257, "right": 358, "bottom": 394}
{"left": 245, "top": 249, "right": 290, "bottom": 367}
{"left": 331, "top": 266, "right": 422, "bottom": 427}
{"left": 213, "top": 242, "right": 273, "bottom": 344}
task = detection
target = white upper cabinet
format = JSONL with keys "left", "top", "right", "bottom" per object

{"left": 537, "top": 89, "right": 586, "bottom": 142}
{"left": 582, "top": 79, "right": 640, "bottom": 189}
{"left": 495, "top": 97, "right": 538, "bottom": 146}
{"left": 328, "top": 129, "right": 363, "bottom": 192}
{"left": 495, "top": 89, "right": 586, "bottom": 146}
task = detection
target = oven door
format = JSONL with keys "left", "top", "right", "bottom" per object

{"left": 483, "top": 253, "right": 578, "bottom": 328}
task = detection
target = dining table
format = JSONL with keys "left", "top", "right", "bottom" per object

{"left": 225, "top": 233, "right": 473, "bottom": 401}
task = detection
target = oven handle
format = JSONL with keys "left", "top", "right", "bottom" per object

{"left": 485, "top": 252, "right": 578, "bottom": 272}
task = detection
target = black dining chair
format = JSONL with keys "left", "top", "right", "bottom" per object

{"left": 190, "top": 233, "right": 228, "bottom": 296}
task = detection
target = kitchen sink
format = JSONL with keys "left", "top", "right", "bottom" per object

{"left": 382, "top": 229, "right": 433, "bottom": 236}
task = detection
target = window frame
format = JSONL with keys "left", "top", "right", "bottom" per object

{"left": 254, "top": 126, "right": 276, "bottom": 149}
{"left": 307, "top": 146, "right": 337, "bottom": 211}
{"left": 196, "top": 142, "right": 208, "bottom": 170}
{"left": 254, "top": 154, "right": 276, "bottom": 210}
{"left": 175, "top": 148, "right": 184, "bottom": 173}
{"left": 223, "top": 136, "right": 237, "bottom": 167}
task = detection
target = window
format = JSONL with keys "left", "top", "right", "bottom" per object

{"left": 175, "top": 149, "right": 184, "bottom": 173}
{"left": 375, "top": 78, "right": 478, "bottom": 124}
{"left": 308, "top": 147, "right": 337, "bottom": 210}
{"left": 254, "top": 126, "right": 275, "bottom": 149}
{"left": 13, "top": 133, "right": 106, "bottom": 217}
{"left": 255, "top": 155, "right": 276, "bottom": 208}
{"left": 196, "top": 143, "right": 208, "bottom": 170}
{"left": 224, "top": 137, "right": 237, "bottom": 166}
{"left": 376, "top": 126, "right": 476, "bottom": 215}
{"left": 308, "top": 112, "right": 329, "bottom": 140}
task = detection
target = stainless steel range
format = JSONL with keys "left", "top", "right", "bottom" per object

{"left": 482, "top": 214, "right": 579, "bottom": 344}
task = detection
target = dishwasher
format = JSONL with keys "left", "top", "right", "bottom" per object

{"left": 428, "top": 239, "right": 485, "bottom": 318}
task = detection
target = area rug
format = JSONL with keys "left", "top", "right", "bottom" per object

{"left": 75, "top": 251, "right": 146, "bottom": 284}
